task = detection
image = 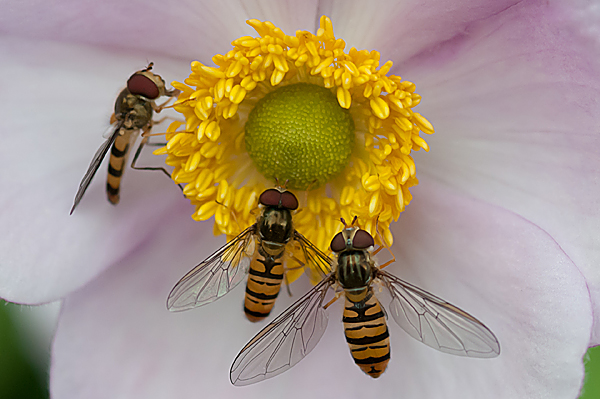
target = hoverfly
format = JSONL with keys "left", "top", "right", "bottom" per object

{"left": 70, "top": 63, "right": 179, "bottom": 214}
{"left": 167, "top": 187, "right": 332, "bottom": 322}
{"left": 230, "top": 219, "right": 500, "bottom": 385}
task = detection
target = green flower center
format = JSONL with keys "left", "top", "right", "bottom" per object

{"left": 245, "top": 83, "right": 355, "bottom": 190}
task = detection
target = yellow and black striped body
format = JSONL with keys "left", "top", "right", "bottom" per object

{"left": 106, "top": 128, "right": 134, "bottom": 204}
{"left": 343, "top": 289, "right": 390, "bottom": 378}
{"left": 244, "top": 244, "right": 285, "bottom": 322}
{"left": 107, "top": 88, "right": 153, "bottom": 204}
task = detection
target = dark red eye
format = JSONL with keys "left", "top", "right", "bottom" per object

{"left": 127, "top": 73, "right": 160, "bottom": 99}
{"left": 259, "top": 189, "right": 282, "bottom": 207}
{"left": 352, "top": 230, "right": 374, "bottom": 249}
{"left": 279, "top": 191, "right": 298, "bottom": 210}
{"left": 330, "top": 232, "right": 346, "bottom": 252}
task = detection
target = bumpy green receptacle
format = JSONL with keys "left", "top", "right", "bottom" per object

{"left": 245, "top": 83, "right": 355, "bottom": 190}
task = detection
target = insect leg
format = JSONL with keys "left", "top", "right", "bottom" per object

{"left": 153, "top": 90, "right": 180, "bottom": 113}
{"left": 283, "top": 272, "right": 293, "bottom": 297}
{"left": 323, "top": 291, "right": 342, "bottom": 310}
{"left": 378, "top": 253, "right": 396, "bottom": 270}
{"left": 373, "top": 221, "right": 396, "bottom": 268}
{"left": 372, "top": 246, "right": 384, "bottom": 256}
{"left": 130, "top": 128, "right": 183, "bottom": 192}
{"left": 281, "top": 254, "right": 311, "bottom": 298}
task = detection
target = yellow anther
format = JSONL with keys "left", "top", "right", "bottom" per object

{"left": 395, "top": 116, "right": 413, "bottom": 132}
{"left": 336, "top": 87, "right": 352, "bottom": 109}
{"left": 400, "top": 164, "right": 410, "bottom": 184}
{"left": 370, "top": 97, "right": 390, "bottom": 119}
{"left": 363, "top": 84, "right": 373, "bottom": 99}
{"left": 195, "top": 169, "right": 214, "bottom": 191}
{"left": 215, "top": 79, "right": 226, "bottom": 101}
{"left": 195, "top": 201, "right": 219, "bottom": 221}
{"left": 381, "top": 176, "right": 398, "bottom": 195}
{"left": 343, "top": 61, "right": 360, "bottom": 77}
{"left": 243, "top": 191, "right": 258, "bottom": 218}
{"left": 229, "top": 85, "right": 247, "bottom": 104}
{"left": 195, "top": 186, "right": 217, "bottom": 200}
{"left": 200, "top": 141, "right": 219, "bottom": 158}
{"left": 199, "top": 65, "right": 225, "bottom": 79}
{"left": 271, "top": 69, "right": 285, "bottom": 86}
{"left": 163, "top": 15, "right": 432, "bottom": 271}
{"left": 313, "top": 57, "right": 334, "bottom": 75}
{"left": 412, "top": 135, "right": 430, "bottom": 151}
{"left": 217, "top": 179, "right": 229, "bottom": 203}
{"left": 369, "top": 191, "right": 381, "bottom": 215}
{"left": 361, "top": 174, "right": 381, "bottom": 192}
{"left": 152, "top": 146, "right": 167, "bottom": 156}
{"left": 194, "top": 101, "right": 210, "bottom": 120}
{"left": 166, "top": 132, "right": 183, "bottom": 150}
{"left": 226, "top": 61, "right": 243, "bottom": 78}
{"left": 383, "top": 227, "right": 394, "bottom": 247}
{"left": 205, "top": 121, "right": 220, "bottom": 141}
{"left": 413, "top": 112, "right": 435, "bottom": 134}
{"left": 184, "top": 151, "right": 202, "bottom": 172}
{"left": 308, "top": 195, "right": 321, "bottom": 214}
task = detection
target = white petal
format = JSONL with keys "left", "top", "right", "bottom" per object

{"left": 388, "top": 181, "right": 591, "bottom": 398}
{"left": 0, "top": 37, "right": 191, "bottom": 303}
{"left": 398, "top": 1, "right": 600, "bottom": 344}
{"left": 50, "top": 180, "right": 590, "bottom": 398}
{"left": 0, "top": 0, "right": 320, "bottom": 61}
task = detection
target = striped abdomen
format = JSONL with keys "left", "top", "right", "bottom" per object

{"left": 343, "top": 290, "right": 390, "bottom": 378}
{"left": 106, "top": 129, "right": 134, "bottom": 204}
{"left": 244, "top": 247, "right": 285, "bottom": 322}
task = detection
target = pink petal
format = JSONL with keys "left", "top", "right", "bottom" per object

{"left": 396, "top": 1, "right": 600, "bottom": 343}
{"left": 0, "top": 37, "right": 191, "bottom": 303}
{"left": 50, "top": 180, "right": 590, "bottom": 398}
{"left": 324, "top": 0, "right": 524, "bottom": 59}
{"left": 0, "top": 0, "right": 320, "bottom": 61}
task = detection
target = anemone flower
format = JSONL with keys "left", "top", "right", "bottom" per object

{"left": 1, "top": 0, "right": 599, "bottom": 398}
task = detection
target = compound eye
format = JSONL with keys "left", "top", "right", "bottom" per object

{"left": 352, "top": 230, "right": 374, "bottom": 249}
{"left": 259, "top": 189, "right": 282, "bottom": 207}
{"left": 127, "top": 73, "right": 160, "bottom": 99}
{"left": 330, "top": 232, "right": 346, "bottom": 252}
{"left": 279, "top": 191, "right": 299, "bottom": 210}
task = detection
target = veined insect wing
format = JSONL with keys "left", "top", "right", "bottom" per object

{"left": 70, "top": 127, "right": 121, "bottom": 214}
{"left": 101, "top": 123, "right": 117, "bottom": 139}
{"left": 377, "top": 269, "right": 500, "bottom": 358}
{"left": 293, "top": 230, "right": 334, "bottom": 278}
{"left": 167, "top": 225, "right": 257, "bottom": 311}
{"left": 230, "top": 274, "right": 335, "bottom": 386}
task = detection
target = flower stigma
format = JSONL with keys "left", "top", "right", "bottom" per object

{"left": 156, "top": 16, "right": 434, "bottom": 280}
{"left": 245, "top": 82, "right": 355, "bottom": 190}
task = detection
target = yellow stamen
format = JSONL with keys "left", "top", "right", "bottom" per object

{"left": 157, "top": 16, "right": 434, "bottom": 278}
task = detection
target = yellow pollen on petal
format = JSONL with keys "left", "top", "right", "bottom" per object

{"left": 159, "top": 15, "right": 434, "bottom": 280}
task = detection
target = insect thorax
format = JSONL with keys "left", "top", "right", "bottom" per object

{"left": 336, "top": 250, "right": 373, "bottom": 292}
{"left": 114, "top": 88, "right": 153, "bottom": 129}
{"left": 258, "top": 207, "right": 293, "bottom": 242}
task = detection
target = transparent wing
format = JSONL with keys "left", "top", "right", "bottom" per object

{"left": 230, "top": 274, "right": 335, "bottom": 386}
{"left": 293, "top": 230, "right": 333, "bottom": 279}
{"left": 167, "top": 225, "right": 257, "bottom": 312}
{"left": 70, "top": 125, "right": 122, "bottom": 214}
{"left": 378, "top": 269, "right": 500, "bottom": 358}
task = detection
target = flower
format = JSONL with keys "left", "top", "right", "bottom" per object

{"left": 1, "top": 1, "right": 599, "bottom": 398}
{"left": 161, "top": 15, "right": 433, "bottom": 281}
